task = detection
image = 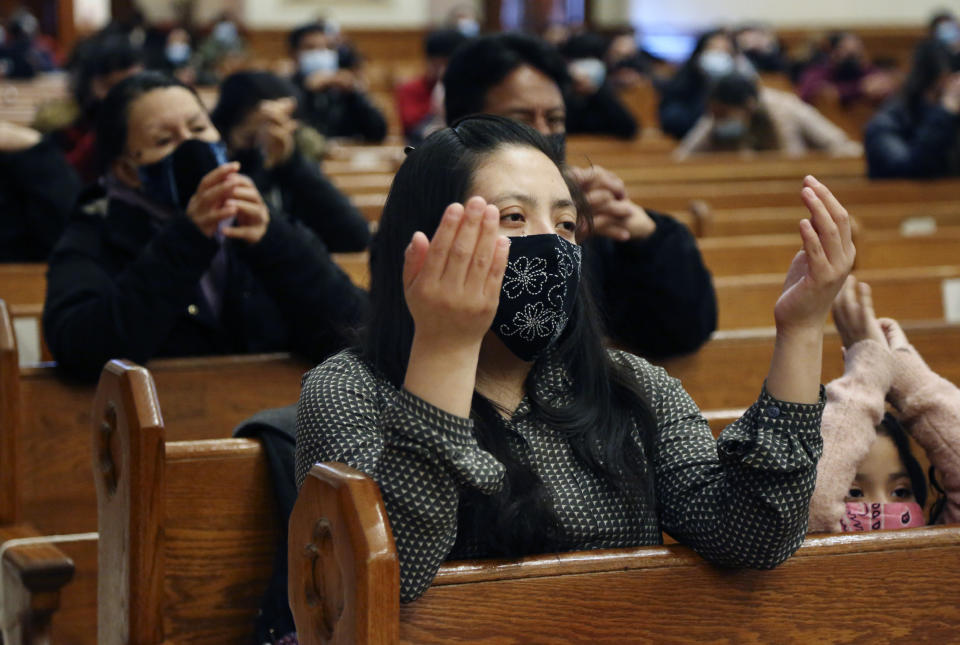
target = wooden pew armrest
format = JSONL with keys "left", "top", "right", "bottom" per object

{"left": 0, "top": 524, "right": 76, "bottom": 644}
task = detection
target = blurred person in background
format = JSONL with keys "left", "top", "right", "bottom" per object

{"left": 395, "top": 28, "right": 470, "bottom": 145}
{"left": 797, "top": 32, "right": 898, "bottom": 107}
{"left": 735, "top": 24, "right": 788, "bottom": 74}
{"left": 604, "top": 26, "right": 662, "bottom": 90}
{"left": 195, "top": 11, "right": 248, "bottom": 85}
{"left": 35, "top": 35, "right": 144, "bottom": 185}
{"left": 289, "top": 20, "right": 387, "bottom": 142}
{"left": 865, "top": 39, "right": 960, "bottom": 178}
{"left": 0, "top": 120, "right": 80, "bottom": 260}
{"left": 674, "top": 72, "right": 861, "bottom": 159}
{"left": 0, "top": 9, "right": 56, "bottom": 78}
{"left": 658, "top": 29, "right": 755, "bottom": 139}
{"left": 212, "top": 70, "right": 370, "bottom": 252}
{"left": 560, "top": 32, "right": 638, "bottom": 138}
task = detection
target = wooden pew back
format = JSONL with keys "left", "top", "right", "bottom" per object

{"left": 292, "top": 462, "right": 960, "bottom": 644}
{"left": 93, "top": 360, "right": 280, "bottom": 644}
{"left": 656, "top": 321, "right": 960, "bottom": 410}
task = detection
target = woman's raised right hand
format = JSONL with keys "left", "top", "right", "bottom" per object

{"left": 403, "top": 196, "right": 510, "bottom": 353}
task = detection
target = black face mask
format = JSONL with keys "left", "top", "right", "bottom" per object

{"left": 491, "top": 234, "right": 582, "bottom": 362}
{"left": 138, "top": 139, "right": 228, "bottom": 210}
{"left": 834, "top": 56, "right": 864, "bottom": 81}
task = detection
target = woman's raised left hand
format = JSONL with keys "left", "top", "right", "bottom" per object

{"left": 774, "top": 176, "right": 856, "bottom": 334}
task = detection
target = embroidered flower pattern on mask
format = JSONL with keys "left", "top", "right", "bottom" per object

{"left": 506, "top": 301, "right": 557, "bottom": 341}
{"left": 498, "top": 237, "right": 583, "bottom": 348}
{"left": 502, "top": 256, "right": 548, "bottom": 298}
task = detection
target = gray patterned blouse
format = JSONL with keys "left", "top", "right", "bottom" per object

{"left": 295, "top": 348, "right": 825, "bottom": 602}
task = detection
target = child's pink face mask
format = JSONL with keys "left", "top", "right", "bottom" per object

{"left": 841, "top": 502, "right": 925, "bottom": 532}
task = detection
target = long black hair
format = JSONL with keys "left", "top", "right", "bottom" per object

{"left": 363, "top": 114, "right": 658, "bottom": 556}
{"left": 900, "top": 39, "right": 957, "bottom": 121}
{"left": 878, "top": 413, "right": 928, "bottom": 510}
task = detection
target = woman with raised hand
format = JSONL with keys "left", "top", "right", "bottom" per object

{"left": 43, "top": 71, "right": 367, "bottom": 381}
{"left": 295, "top": 115, "right": 856, "bottom": 602}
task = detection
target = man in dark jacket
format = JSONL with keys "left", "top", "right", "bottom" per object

{"left": 288, "top": 21, "right": 387, "bottom": 143}
{"left": 0, "top": 122, "right": 81, "bottom": 261}
{"left": 443, "top": 33, "right": 717, "bottom": 359}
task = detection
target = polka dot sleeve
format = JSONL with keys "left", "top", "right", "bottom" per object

{"left": 295, "top": 350, "right": 506, "bottom": 601}
{"left": 615, "top": 351, "right": 825, "bottom": 568}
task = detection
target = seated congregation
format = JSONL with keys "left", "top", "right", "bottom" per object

{"left": 0, "top": 6, "right": 959, "bottom": 644}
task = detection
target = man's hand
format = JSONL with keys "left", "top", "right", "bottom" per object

{"left": 569, "top": 165, "right": 655, "bottom": 241}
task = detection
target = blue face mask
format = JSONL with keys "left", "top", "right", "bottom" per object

{"left": 491, "top": 234, "right": 582, "bottom": 362}
{"left": 937, "top": 21, "right": 960, "bottom": 46}
{"left": 299, "top": 48, "right": 339, "bottom": 76}
{"left": 138, "top": 139, "right": 228, "bottom": 211}
{"left": 213, "top": 21, "right": 238, "bottom": 45}
{"left": 698, "top": 50, "right": 735, "bottom": 79}
{"left": 165, "top": 42, "right": 191, "bottom": 65}
{"left": 713, "top": 117, "right": 747, "bottom": 141}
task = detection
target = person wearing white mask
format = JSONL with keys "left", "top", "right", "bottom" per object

{"left": 560, "top": 32, "right": 638, "bottom": 138}
{"left": 658, "top": 29, "right": 755, "bottom": 139}
{"left": 674, "top": 72, "right": 861, "bottom": 160}
{"left": 288, "top": 21, "right": 387, "bottom": 142}
{"left": 930, "top": 11, "right": 960, "bottom": 55}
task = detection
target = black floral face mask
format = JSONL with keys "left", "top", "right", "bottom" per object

{"left": 491, "top": 234, "right": 582, "bottom": 362}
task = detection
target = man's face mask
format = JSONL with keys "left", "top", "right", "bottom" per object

{"left": 299, "top": 48, "right": 338, "bottom": 76}
{"left": 491, "top": 234, "right": 582, "bottom": 362}
{"left": 840, "top": 502, "right": 925, "bottom": 532}
{"left": 165, "top": 42, "right": 191, "bottom": 65}
{"left": 138, "top": 139, "right": 228, "bottom": 210}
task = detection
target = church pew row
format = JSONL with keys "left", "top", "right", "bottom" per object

{"left": 0, "top": 299, "right": 310, "bottom": 536}
{"left": 715, "top": 265, "right": 960, "bottom": 330}
{"left": 291, "top": 462, "right": 960, "bottom": 643}
{"left": 702, "top": 200, "right": 960, "bottom": 237}
{"left": 327, "top": 155, "right": 866, "bottom": 195}
{"left": 656, "top": 321, "right": 960, "bottom": 410}
{"left": 351, "top": 177, "right": 960, "bottom": 224}
{"left": 699, "top": 227, "right": 960, "bottom": 277}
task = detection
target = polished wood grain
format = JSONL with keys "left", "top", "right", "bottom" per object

{"left": 0, "top": 523, "right": 76, "bottom": 645}
{"left": 0, "top": 264, "right": 46, "bottom": 307}
{"left": 290, "top": 462, "right": 399, "bottom": 645}
{"left": 0, "top": 300, "right": 19, "bottom": 525}
{"left": 715, "top": 265, "right": 960, "bottom": 329}
{"left": 292, "top": 463, "right": 960, "bottom": 644}
{"left": 92, "top": 360, "right": 286, "bottom": 643}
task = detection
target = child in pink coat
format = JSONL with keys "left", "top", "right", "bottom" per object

{"left": 808, "top": 276, "right": 960, "bottom": 532}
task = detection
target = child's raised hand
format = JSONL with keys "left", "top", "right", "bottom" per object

{"left": 878, "top": 317, "right": 914, "bottom": 354}
{"left": 403, "top": 196, "right": 510, "bottom": 352}
{"left": 774, "top": 176, "right": 856, "bottom": 334}
{"left": 832, "top": 275, "right": 885, "bottom": 349}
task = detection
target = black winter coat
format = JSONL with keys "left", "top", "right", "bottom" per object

{"left": 43, "top": 190, "right": 368, "bottom": 381}
{"left": 585, "top": 210, "right": 717, "bottom": 359}
{"left": 0, "top": 137, "right": 81, "bottom": 261}
{"left": 864, "top": 98, "right": 960, "bottom": 179}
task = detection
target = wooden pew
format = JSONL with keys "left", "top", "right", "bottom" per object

{"left": 328, "top": 155, "right": 867, "bottom": 196}
{"left": 699, "top": 227, "right": 960, "bottom": 276}
{"left": 656, "top": 321, "right": 960, "bottom": 410}
{"left": 91, "top": 359, "right": 280, "bottom": 644}
{"left": 701, "top": 200, "right": 960, "bottom": 237}
{"left": 0, "top": 263, "right": 46, "bottom": 307}
{"left": 291, "top": 462, "right": 960, "bottom": 643}
{"left": 715, "top": 265, "right": 960, "bottom": 330}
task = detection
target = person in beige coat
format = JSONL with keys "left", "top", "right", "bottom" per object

{"left": 674, "top": 72, "right": 863, "bottom": 159}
